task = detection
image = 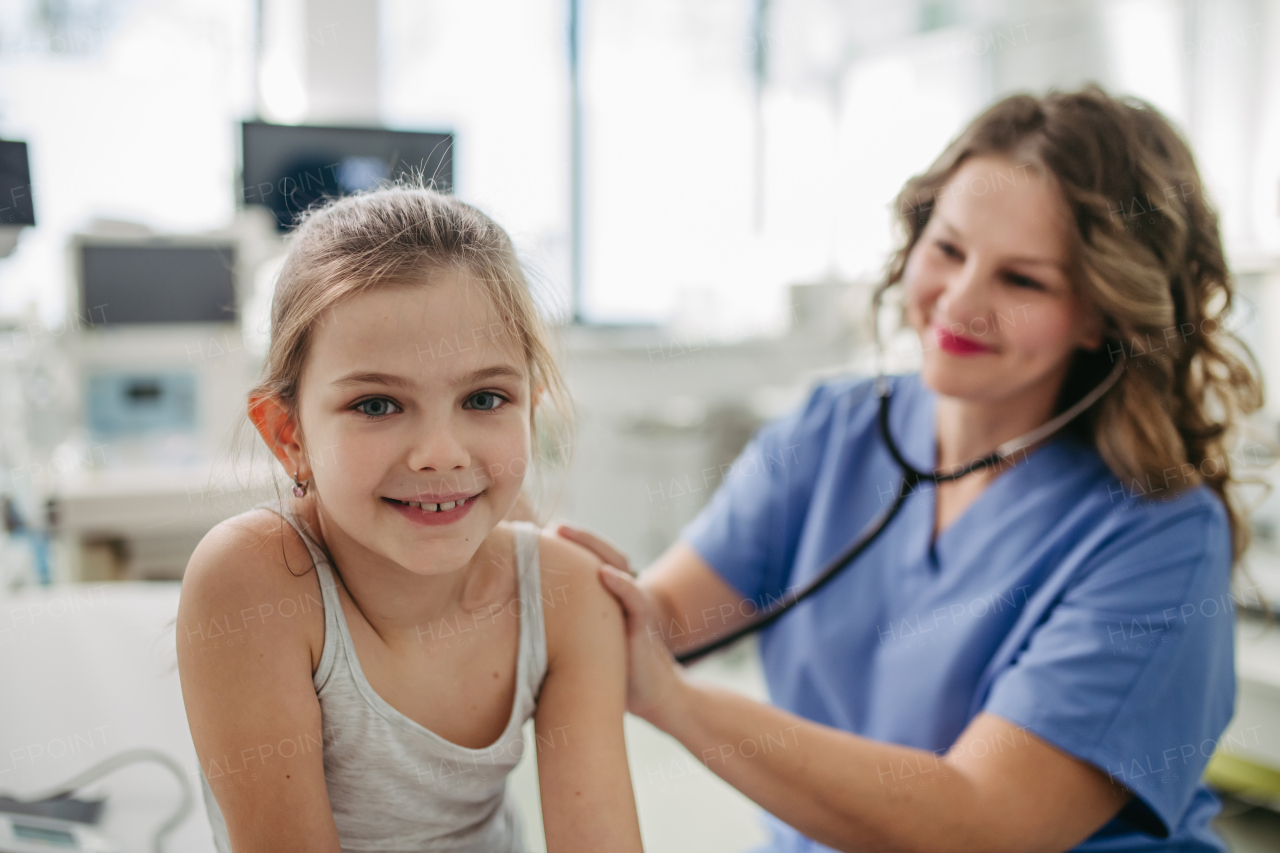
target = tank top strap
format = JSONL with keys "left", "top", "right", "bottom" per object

{"left": 252, "top": 500, "right": 341, "bottom": 689}
{"left": 510, "top": 520, "right": 549, "bottom": 697}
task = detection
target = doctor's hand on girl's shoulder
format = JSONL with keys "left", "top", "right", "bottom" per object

{"left": 554, "top": 523, "right": 688, "bottom": 724}
{"left": 555, "top": 524, "right": 637, "bottom": 577}
{"left": 597, "top": 564, "right": 689, "bottom": 727}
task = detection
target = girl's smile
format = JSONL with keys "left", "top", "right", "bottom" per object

{"left": 382, "top": 491, "right": 485, "bottom": 526}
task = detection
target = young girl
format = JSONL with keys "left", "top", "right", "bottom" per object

{"left": 176, "top": 188, "right": 645, "bottom": 852}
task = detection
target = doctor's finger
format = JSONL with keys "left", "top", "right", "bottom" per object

{"left": 557, "top": 525, "right": 634, "bottom": 575}
{"left": 598, "top": 565, "right": 656, "bottom": 630}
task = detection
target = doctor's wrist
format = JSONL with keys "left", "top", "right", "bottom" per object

{"left": 637, "top": 668, "right": 697, "bottom": 734}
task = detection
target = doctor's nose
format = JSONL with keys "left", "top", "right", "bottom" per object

{"left": 935, "top": 258, "right": 994, "bottom": 329}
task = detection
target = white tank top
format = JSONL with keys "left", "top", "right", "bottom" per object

{"left": 198, "top": 507, "right": 549, "bottom": 852}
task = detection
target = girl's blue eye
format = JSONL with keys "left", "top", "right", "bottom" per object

{"left": 466, "top": 392, "right": 505, "bottom": 412}
{"left": 355, "top": 397, "right": 400, "bottom": 418}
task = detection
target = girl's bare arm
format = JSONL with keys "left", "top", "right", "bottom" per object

{"left": 533, "top": 532, "right": 645, "bottom": 853}
{"left": 176, "top": 513, "right": 342, "bottom": 853}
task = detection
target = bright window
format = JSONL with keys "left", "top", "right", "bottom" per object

{"left": 0, "top": 0, "right": 255, "bottom": 321}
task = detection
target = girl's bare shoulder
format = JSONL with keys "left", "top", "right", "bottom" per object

{"left": 529, "top": 525, "right": 625, "bottom": 661}
{"left": 177, "top": 506, "right": 326, "bottom": 671}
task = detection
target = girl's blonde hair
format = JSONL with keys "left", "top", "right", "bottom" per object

{"left": 877, "top": 86, "right": 1264, "bottom": 563}
{"left": 249, "top": 185, "right": 571, "bottom": 505}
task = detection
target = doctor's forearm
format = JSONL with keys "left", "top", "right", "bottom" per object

{"left": 652, "top": 680, "right": 983, "bottom": 853}
{"left": 652, "top": 679, "right": 1067, "bottom": 853}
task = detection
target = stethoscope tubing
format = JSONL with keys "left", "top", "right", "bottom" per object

{"left": 674, "top": 471, "right": 914, "bottom": 664}
{"left": 674, "top": 385, "right": 920, "bottom": 665}
{"left": 673, "top": 363, "right": 1124, "bottom": 665}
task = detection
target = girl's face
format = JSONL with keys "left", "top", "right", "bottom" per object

{"left": 903, "top": 155, "right": 1103, "bottom": 406}
{"left": 293, "top": 272, "right": 532, "bottom": 576}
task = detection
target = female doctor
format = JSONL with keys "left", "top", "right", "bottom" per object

{"left": 560, "top": 87, "right": 1262, "bottom": 852}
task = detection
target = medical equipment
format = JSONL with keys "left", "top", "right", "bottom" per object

{"left": 43, "top": 226, "right": 267, "bottom": 579}
{"left": 240, "top": 121, "right": 454, "bottom": 231}
{"left": 78, "top": 242, "right": 237, "bottom": 326}
{"left": 675, "top": 358, "right": 1126, "bottom": 664}
{"left": 0, "top": 139, "right": 34, "bottom": 259}
{"left": 66, "top": 234, "right": 245, "bottom": 462}
{"left": 85, "top": 372, "right": 197, "bottom": 439}
{"left": 0, "top": 813, "right": 118, "bottom": 853}
{"left": 0, "top": 749, "right": 192, "bottom": 853}
{"left": 0, "top": 140, "right": 34, "bottom": 226}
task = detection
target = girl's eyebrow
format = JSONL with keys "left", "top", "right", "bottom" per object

{"left": 331, "top": 371, "right": 413, "bottom": 389}
{"left": 455, "top": 365, "right": 525, "bottom": 387}
{"left": 329, "top": 365, "right": 525, "bottom": 390}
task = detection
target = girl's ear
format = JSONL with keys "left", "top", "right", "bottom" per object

{"left": 526, "top": 383, "right": 543, "bottom": 432}
{"left": 248, "top": 394, "right": 308, "bottom": 476}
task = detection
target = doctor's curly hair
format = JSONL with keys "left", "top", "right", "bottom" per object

{"left": 877, "top": 85, "right": 1264, "bottom": 564}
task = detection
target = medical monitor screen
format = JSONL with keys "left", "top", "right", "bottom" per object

{"left": 240, "top": 122, "right": 454, "bottom": 231}
{"left": 80, "top": 243, "right": 237, "bottom": 325}
{"left": 0, "top": 139, "right": 35, "bottom": 226}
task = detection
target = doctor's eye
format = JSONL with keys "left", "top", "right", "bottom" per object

{"left": 935, "top": 240, "right": 963, "bottom": 260}
{"left": 464, "top": 391, "right": 508, "bottom": 412}
{"left": 353, "top": 397, "right": 401, "bottom": 418}
{"left": 1003, "top": 271, "right": 1045, "bottom": 291}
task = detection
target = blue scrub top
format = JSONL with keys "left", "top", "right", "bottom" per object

{"left": 681, "top": 373, "right": 1235, "bottom": 853}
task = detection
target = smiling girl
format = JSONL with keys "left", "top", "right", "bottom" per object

{"left": 176, "top": 189, "right": 644, "bottom": 853}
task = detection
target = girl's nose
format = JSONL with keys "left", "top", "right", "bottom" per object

{"left": 407, "top": 416, "right": 471, "bottom": 473}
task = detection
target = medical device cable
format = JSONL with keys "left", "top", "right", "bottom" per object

{"left": 675, "top": 476, "right": 916, "bottom": 665}
{"left": 9, "top": 747, "right": 193, "bottom": 853}
{"left": 674, "top": 360, "right": 1125, "bottom": 665}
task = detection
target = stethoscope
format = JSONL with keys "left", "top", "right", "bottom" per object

{"left": 674, "top": 357, "right": 1126, "bottom": 665}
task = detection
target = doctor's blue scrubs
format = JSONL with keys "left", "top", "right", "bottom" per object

{"left": 681, "top": 373, "right": 1235, "bottom": 852}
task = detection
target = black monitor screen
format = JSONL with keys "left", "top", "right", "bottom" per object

{"left": 241, "top": 122, "right": 454, "bottom": 231}
{"left": 81, "top": 244, "right": 237, "bottom": 325}
{"left": 0, "top": 139, "right": 35, "bottom": 226}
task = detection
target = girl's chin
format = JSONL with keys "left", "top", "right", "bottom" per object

{"left": 388, "top": 536, "right": 487, "bottom": 577}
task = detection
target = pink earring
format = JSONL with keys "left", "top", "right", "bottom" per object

{"left": 292, "top": 471, "right": 308, "bottom": 498}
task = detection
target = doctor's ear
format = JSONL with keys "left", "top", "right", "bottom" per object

{"left": 1078, "top": 308, "right": 1108, "bottom": 352}
{"left": 248, "top": 394, "right": 308, "bottom": 475}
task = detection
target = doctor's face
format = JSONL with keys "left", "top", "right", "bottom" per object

{"left": 902, "top": 155, "right": 1103, "bottom": 407}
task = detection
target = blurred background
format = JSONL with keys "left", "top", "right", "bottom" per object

{"left": 2, "top": 0, "right": 1280, "bottom": 850}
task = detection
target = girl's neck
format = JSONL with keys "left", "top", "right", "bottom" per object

{"left": 291, "top": 499, "right": 504, "bottom": 646}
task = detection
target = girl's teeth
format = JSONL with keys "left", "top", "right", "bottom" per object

{"left": 395, "top": 497, "right": 468, "bottom": 512}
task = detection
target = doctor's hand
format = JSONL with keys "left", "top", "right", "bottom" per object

{"left": 555, "top": 523, "right": 684, "bottom": 717}
{"left": 556, "top": 523, "right": 683, "bottom": 719}
{"left": 555, "top": 524, "right": 635, "bottom": 576}
{"left": 594, "top": 564, "right": 688, "bottom": 726}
